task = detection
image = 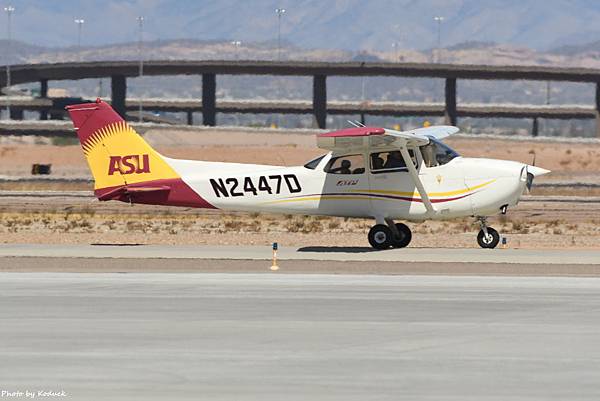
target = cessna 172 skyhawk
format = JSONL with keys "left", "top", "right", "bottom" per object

{"left": 67, "top": 99, "right": 549, "bottom": 249}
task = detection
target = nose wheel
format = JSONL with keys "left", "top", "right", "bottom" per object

{"left": 368, "top": 220, "right": 412, "bottom": 250}
{"left": 476, "top": 217, "right": 500, "bottom": 249}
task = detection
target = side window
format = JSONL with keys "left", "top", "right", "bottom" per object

{"left": 370, "top": 150, "right": 416, "bottom": 174}
{"left": 324, "top": 154, "right": 365, "bottom": 175}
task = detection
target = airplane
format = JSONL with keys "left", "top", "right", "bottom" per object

{"left": 66, "top": 99, "right": 550, "bottom": 250}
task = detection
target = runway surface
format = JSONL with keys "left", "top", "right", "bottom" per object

{"left": 1, "top": 244, "right": 599, "bottom": 264}
{"left": 2, "top": 273, "right": 600, "bottom": 400}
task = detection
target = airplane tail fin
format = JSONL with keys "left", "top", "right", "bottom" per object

{"left": 66, "top": 99, "right": 215, "bottom": 208}
{"left": 66, "top": 99, "right": 180, "bottom": 192}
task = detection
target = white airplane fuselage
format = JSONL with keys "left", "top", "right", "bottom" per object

{"left": 165, "top": 151, "right": 529, "bottom": 221}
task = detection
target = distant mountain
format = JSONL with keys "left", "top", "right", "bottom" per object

{"left": 7, "top": 0, "right": 600, "bottom": 51}
{"left": 0, "top": 40, "right": 48, "bottom": 63}
{"left": 550, "top": 41, "right": 600, "bottom": 56}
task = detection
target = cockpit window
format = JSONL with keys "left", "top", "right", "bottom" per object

{"left": 304, "top": 155, "right": 326, "bottom": 170}
{"left": 420, "top": 139, "right": 460, "bottom": 168}
{"left": 324, "top": 154, "right": 365, "bottom": 175}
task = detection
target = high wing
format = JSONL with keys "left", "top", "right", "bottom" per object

{"left": 316, "top": 125, "right": 460, "bottom": 217}
{"left": 316, "top": 125, "right": 459, "bottom": 152}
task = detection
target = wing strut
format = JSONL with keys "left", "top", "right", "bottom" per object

{"left": 399, "top": 146, "right": 435, "bottom": 216}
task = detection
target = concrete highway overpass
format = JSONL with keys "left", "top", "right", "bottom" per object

{"left": 3, "top": 60, "right": 600, "bottom": 135}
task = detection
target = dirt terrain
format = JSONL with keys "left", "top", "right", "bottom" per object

{"left": 1, "top": 128, "right": 599, "bottom": 248}
{"left": 1, "top": 128, "right": 599, "bottom": 181}
{"left": 0, "top": 193, "right": 598, "bottom": 249}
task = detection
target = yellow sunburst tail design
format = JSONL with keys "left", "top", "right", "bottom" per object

{"left": 66, "top": 99, "right": 179, "bottom": 190}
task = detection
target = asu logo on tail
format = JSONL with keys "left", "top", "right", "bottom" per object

{"left": 108, "top": 154, "right": 151, "bottom": 175}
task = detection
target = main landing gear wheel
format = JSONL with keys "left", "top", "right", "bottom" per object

{"left": 368, "top": 224, "right": 393, "bottom": 250}
{"left": 477, "top": 227, "right": 500, "bottom": 249}
{"left": 391, "top": 223, "right": 412, "bottom": 248}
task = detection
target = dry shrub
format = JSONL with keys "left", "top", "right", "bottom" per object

{"left": 328, "top": 220, "right": 341, "bottom": 230}
{"left": 247, "top": 220, "right": 262, "bottom": 232}
{"left": 126, "top": 221, "right": 145, "bottom": 232}
{"left": 285, "top": 218, "right": 305, "bottom": 233}
{"left": 511, "top": 220, "right": 529, "bottom": 233}
{"left": 301, "top": 219, "right": 322, "bottom": 233}
{"left": 284, "top": 216, "right": 322, "bottom": 233}
{"left": 223, "top": 219, "right": 243, "bottom": 231}
{"left": 460, "top": 222, "right": 472, "bottom": 233}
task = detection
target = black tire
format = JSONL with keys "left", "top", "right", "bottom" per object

{"left": 368, "top": 224, "right": 393, "bottom": 250}
{"left": 391, "top": 223, "right": 412, "bottom": 248}
{"left": 477, "top": 227, "right": 500, "bottom": 249}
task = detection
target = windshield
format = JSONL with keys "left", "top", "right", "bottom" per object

{"left": 420, "top": 139, "right": 460, "bottom": 168}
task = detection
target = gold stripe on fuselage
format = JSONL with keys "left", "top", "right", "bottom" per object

{"left": 353, "top": 179, "right": 495, "bottom": 198}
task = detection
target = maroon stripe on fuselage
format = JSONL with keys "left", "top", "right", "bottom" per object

{"left": 95, "top": 178, "right": 216, "bottom": 209}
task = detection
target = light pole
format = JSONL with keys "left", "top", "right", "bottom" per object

{"left": 231, "top": 40, "right": 242, "bottom": 60}
{"left": 275, "top": 8, "right": 286, "bottom": 61}
{"left": 4, "top": 5, "right": 14, "bottom": 120}
{"left": 137, "top": 16, "right": 144, "bottom": 122}
{"left": 392, "top": 42, "right": 399, "bottom": 62}
{"left": 74, "top": 18, "right": 84, "bottom": 62}
{"left": 433, "top": 16, "right": 444, "bottom": 63}
{"left": 391, "top": 23, "right": 402, "bottom": 63}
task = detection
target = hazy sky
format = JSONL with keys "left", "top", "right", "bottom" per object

{"left": 3, "top": 0, "right": 600, "bottom": 51}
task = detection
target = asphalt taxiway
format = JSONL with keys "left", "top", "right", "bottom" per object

{"left": 2, "top": 273, "right": 600, "bottom": 400}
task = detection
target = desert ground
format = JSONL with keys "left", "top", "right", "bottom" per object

{"left": 1, "top": 128, "right": 600, "bottom": 180}
{"left": 1, "top": 127, "right": 599, "bottom": 248}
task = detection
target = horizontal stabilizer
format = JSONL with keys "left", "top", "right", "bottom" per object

{"left": 97, "top": 185, "right": 171, "bottom": 201}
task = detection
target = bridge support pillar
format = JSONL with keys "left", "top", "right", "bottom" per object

{"left": 39, "top": 79, "right": 48, "bottom": 120}
{"left": 313, "top": 74, "right": 327, "bottom": 129}
{"left": 187, "top": 111, "right": 194, "bottom": 125}
{"left": 40, "top": 79, "right": 48, "bottom": 97}
{"left": 532, "top": 118, "right": 539, "bottom": 137}
{"left": 10, "top": 108, "right": 23, "bottom": 120}
{"left": 596, "top": 83, "right": 600, "bottom": 138}
{"left": 445, "top": 78, "right": 457, "bottom": 126}
{"left": 111, "top": 75, "right": 127, "bottom": 119}
{"left": 202, "top": 73, "right": 216, "bottom": 126}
